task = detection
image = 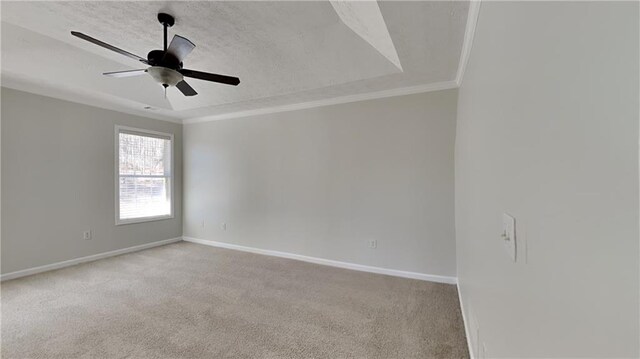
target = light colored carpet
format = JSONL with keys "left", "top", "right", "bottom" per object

{"left": 1, "top": 241, "right": 468, "bottom": 358}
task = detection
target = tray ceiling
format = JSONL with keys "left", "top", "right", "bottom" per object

{"left": 1, "top": 1, "right": 469, "bottom": 122}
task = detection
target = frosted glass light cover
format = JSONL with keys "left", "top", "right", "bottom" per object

{"left": 146, "top": 66, "right": 183, "bottom": 87}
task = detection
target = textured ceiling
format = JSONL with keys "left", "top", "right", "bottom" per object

{"left": 1, "top": 1, "right": 469, "bottom": 122}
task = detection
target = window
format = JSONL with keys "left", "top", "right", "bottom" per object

{"left": 115, "top": 126, "right": 173, "bottom": 225}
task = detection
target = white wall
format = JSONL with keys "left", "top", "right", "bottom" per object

{"left": 184, "top": 90, "right": 458, "bottom": 277}
{"left": 1, "top": 88, "right": 183, "bottom": 274}
{"left": 456, "top": 2, "right": 639, "bottom": 358}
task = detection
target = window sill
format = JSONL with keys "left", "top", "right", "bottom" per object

{"left": 116, "top": 214, "right": 174, "bottom": 226}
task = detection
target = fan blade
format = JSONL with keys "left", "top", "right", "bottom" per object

{"left": 180, "top": 69, "right": 240, "bottom": 86}
{"left": 176, "top": 80, "right": 198, "bottom": 96}
{"left": 164, "top": 35, "right": 195, "bottom": 63}
{"left": 103, "top": 69, "right": 147, "bottom": 78}
{"left": 71, "top": 31, "right": 148, "bottom": 64}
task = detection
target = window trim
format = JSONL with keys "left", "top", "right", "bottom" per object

{"left": 114, "top": 125, "right": 175, "bottom": 226}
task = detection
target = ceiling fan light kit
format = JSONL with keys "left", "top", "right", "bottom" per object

{"left": 147, "top": 67, "right": 183, "bottom": 87}
{"left": 70, "top": 12, "right": 240, "bottom": 97}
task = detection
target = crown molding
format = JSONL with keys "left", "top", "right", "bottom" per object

{"left": 183, "top": 1, "right": 481, "bottom": 125}
{"left": 455, "top": 0, "right": 482, "bottom": 87}
{"left": 183, "top": 80, "right": 458, "bottom": 124}
{"left": 1, "top": 72, "right": 183, "bottom": 124}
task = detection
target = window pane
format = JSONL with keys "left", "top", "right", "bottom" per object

{"left": 119, "top": 177, "right": 171, "bottom": 220}
{"left": 119, "top": 133, "right": 170, "bottom": 176}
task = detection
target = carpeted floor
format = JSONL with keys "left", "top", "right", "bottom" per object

{"left": 1, "top": 241, "right": 468, "bottom": 358}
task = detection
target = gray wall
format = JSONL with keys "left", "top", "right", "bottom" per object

{"left": 1, "top": 88, "right": 183, "bottom": 274}
{"left": 455, "top": 2, "right": 639, "bottom": 357}
{"left": 184, "top": 90, "right": 457, "bottom": 277}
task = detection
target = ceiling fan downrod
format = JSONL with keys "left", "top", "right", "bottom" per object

{"left": 157, "top": 13, "right": 175, "bottom": 52}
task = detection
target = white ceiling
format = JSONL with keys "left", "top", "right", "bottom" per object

{"left": 1, "top": 1, "right": 470, "bottom": 122}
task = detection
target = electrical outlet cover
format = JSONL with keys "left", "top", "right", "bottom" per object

{"left": 502, "top": 213, "right": 516, "bottom": 261}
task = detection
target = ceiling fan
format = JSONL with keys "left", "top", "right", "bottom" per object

{"left": 71, "top": 13, "right": 240, "bottom": 97}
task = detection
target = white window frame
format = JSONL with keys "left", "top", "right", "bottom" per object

{"left": 115, "top": 125, "right": 174, "bottom": 225}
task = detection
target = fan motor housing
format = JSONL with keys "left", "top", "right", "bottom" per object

{"left": 147, "top": 50, "right": 182, "bottom": 69}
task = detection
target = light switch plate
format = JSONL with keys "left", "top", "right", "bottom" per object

{"left": 502, "top": 213, "right": 516, "bottom": 261}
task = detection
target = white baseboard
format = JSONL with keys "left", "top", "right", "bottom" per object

{"left": 0, "top": 237, "right": 182, "bottom": 282}
{"left": 182, "top": 236, "right": 457, "bottom": 285}
{"left": 457, "top": 282, "right": 475, "bottom": 359}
